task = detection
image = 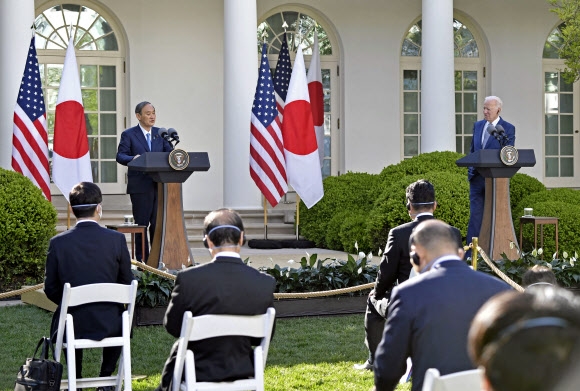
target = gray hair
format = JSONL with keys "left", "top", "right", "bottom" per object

{"left": 484, "top": 96, "right": 503, "bottom": 109}
{"left": 135, "top": 101, "right": 153, "bottom": 114}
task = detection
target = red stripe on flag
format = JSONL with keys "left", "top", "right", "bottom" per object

{"left": 250, "top": 144, "right": 286, "bottom": 197}
{"left": 249, "top": 167, "right": 279, "bottom": 207}
{"left": 11, "top": 133, "right": 51, "bottom": 198}
{"left": 308, "top": 81, "right": 324, "bottom": 126}
{"left": 14, "top": 113, "right": 50, "bottom": 172}
{"left": 250, "top": 124, "right": 287, "bottom": 181}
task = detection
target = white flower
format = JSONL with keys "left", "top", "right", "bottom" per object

{"left": 510, "top": 241, "right": 515, "bottom": 250}
{"left": 367, "top": 252, "right": 373, "bottom": 261}
{"left": 305, "top": 251, "right": 310, "bottom": 259}
{"left": 532, "top": 249, "right": 538, "bottom": 257}
{"left": 538, "top": 248, "right": 544, "bottom": 256}
{"left": 355, "top": 241, "right": 359, "bottom": 251}
{"left": 571, "top": 257, "right": 576, "bottom": 267}
{"left": 563, "top": 251, "right": 569, "bottom": 259}
{"left": 378, "top": 248, "right": 383, "bottom": 257}
{"left": 553, "top": 252, "right": 558, "bottom": 260}
{"left": 288, "top": 259, "right": 295, "bottom": 264}
{"left": 546, "top": 263, "right": 553, "bottom": 269}
{"left": 358, "top": 251, "right": 366, "bottom": 260}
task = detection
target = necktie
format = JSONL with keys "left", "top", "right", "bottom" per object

{"left": 481, "top": 123, "right": 491, "bottom": 149}
{"left": 146, "top": 133, "right": 151, "bottom": 151}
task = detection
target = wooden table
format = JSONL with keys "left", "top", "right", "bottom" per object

{"left": 106, "top": 224, "right": 147, "bottom": 261}
{"left": 519, "top": 217, "right": 559, "bottom": 255}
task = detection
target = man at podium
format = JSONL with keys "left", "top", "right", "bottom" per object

{"left": 116, "top": 101, "right": 173, "bottom": 262}
{"left": 466, "top": 96, "right": 515, "bottom": 254}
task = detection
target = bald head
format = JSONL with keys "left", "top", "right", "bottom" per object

{"left": 410, "top": 220, "right": 462, "bottom": 270}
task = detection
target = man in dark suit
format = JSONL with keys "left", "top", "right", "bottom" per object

{"left": 466, "top": 96, "right": 515, "bottom": 252}
{"left": 156, "top": 208, "right": 276, "bottom": 391}
{"left": 355, "top": 180, "right": 462, "bottom": 371}
{"left": 44, "top": 182, "right": 134, "bottom": 390}
{"left": 373, "top": 220, "right": 510, "bottom": 391}
{"left": 116, "top": 101, "right": 173, "bottom": 261}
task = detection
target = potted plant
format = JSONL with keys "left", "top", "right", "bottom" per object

{"left": 132, "top": 269, "right": 174, "bottom": 326}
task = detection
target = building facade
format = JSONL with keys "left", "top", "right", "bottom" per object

{"left": 0, "top": 0, "right": 571, "bottom": 211}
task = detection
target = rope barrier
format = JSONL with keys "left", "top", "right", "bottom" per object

{"left": 474, "top": 245, "right": 524, "bottom": 292}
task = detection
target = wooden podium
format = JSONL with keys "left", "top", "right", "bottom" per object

{"left": 456, "top": 149, "right": 535, "bottom": 260}
{"left": 128, "top": 152, "right": 210, "bottom": 270}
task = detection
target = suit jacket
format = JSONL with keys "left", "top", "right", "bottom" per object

{"left": 116, "top": 125, "right": 173, "bottom": 194}
{"left": 163, "top": 256, "right": 276, "bottom": 382}
{"left": 373, "top": 260, "right": 510, "bottom": 391}
{"left": 44, "top": 221, "right": 134, "bottom": 341}
{"left": 373, "top": 215, "right": 462, "bottom": 301}
{"left": 468, "top": 117, "right": 516, "bottom": 180}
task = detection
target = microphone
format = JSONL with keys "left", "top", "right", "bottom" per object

{"left": 159, "top": 127, "right": 171, "bottom": 142}
{"left": 487, "top": 124, "right": 502, "bottom": 142}
{"left": 168, "top": 128, "right": 180, "bottom": 144}
{"left": 495, "top": 124, "right": 509, "bottom": 146}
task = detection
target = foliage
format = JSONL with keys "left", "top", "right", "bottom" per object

{"left": 338, "top": 212, "right": 372, "bottom": 253}
{"left": 132, "top": 269, "right": 175, "bottom": 308}
{"left": 476, "top": 247, "right": 580, "bottom": 288}
{"left": 260, "top": 254, "right": 377, "bottom": 294}
{"left": 299, "top": 172, "right": 380, "bottom": 248}
{"left": 378, "top": 151, "right": 466, "bottom": 183}
{"left": 548, "top": 0, "right": 580, "bottom": 83}
{"left": 0, "top": 168, "right": 57, "bottom": 283}
{"left": 508, "top": 173, "right": 546, "bottom": 219}
{"left": 367, "top": 170, "right": 470, "bottom": 252}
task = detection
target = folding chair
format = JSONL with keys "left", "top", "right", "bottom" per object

{"left": 171, "top": 307, "right": 276, "bottom": 391}
{"left": 53, "top": 280, "right": 138, "bottom": 390}
{"left": 421, "top": 367, "right": 483, "bottom": 391}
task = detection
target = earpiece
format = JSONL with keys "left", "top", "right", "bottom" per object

{"left": 411, "top": 251, "right": 420, "bottom": 266}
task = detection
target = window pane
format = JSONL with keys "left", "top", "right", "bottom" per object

{"left": 404, "top": 70, "right": 419, "bottom": 90}
{"left": 322, "top": 159, "right": 331, "bottom": 178}
{"left": 46, "top": 65, "right": 63, "bottom": 87}
{"left": 80, "top": 65, "right": 97, "bottom": 87}
{"left": 463, "top": 93, "right": 477, "bottom": 112}
{"left": 463, "top": 71, "right": 477, "bottom": 90}
{"left": 82, "top": 89, "right": 98, "bottom": 111}
{"left": 560, "top": 94, "right": 573, "bottom": 113}
{"left": 100, "top": 114, "right": 116, "bottom": 136}
{"left": 545, "top": 72, "right": 558, "bottom": 92}
{"left": 91, "top": 160, "right": 99, "bottom": 182}
{"left": 100, "top": 66, "right": 116, "bottom": 87}
{"left": 321, "top": 69, "right": 330, "bottom": 89}
{"left": 404, "top": 114, "right": 419, "bottom": 134}
{"left": 404, "top": 92, "right": 418, "bottom": 112}
{"left": 561, "top": 136, "right": 574, "bottom": 155}
{"left": 324, "top": 135, "right": 331, "bottom": 158}
{"left": 455, "top": 114, "right": 462, "bottom": 134}
{"left": 561, "top": 157, "right": 574, "bottom": 177}
{"left": 404, "top": 136, "right": 419, "bottom": 156}
{"left": 560, "top": 115, "right": 573, "bottom": 134}
{"left": 454, "top": 71, "right": 462, "bottom": 90}
{"left": 561, "top": 74, "right": 573, "bottom": 92}
{"left": 46, "top": 89, "right": 59, "bottom": 111}
{"left": 546, "top": 157, "right": 558, "bottom": 177}
{"left": 94, "top": 35, "right": 118, "bottom": 51}
{"left": 546, "top": 136, "right": 558, "bottom": 155}
{"left": 101, "top": 161, "right": 117, "bottom": 183}
{"left": 464, "top": 115, "right": 477, "bottom": 134}
{"left": 101, "top": 137, "right": 117, "bottom": 159}
{"left": 85, "top": 113, "right": 98, "bottom": 136}
{"left": 401, "top": 39, "right": 420, "bottom": 56}
{"left": 88, "top": 136, "right": 98, "bottom": 159}
{"left": 456, "top": 136, "right": 462, "bottom": 153}
{"left": 545, "top": 115, "right": 558, "bottom": 134}
{"left": 455, "top": 93, "right": 462, "bottom": 111}
{"left": 545, "top": 93, "right": 558, "bottom": 113}
{"left": 323, "top": 90, "right": 330, "bottom": 112}
{"left": 464, "top": 136, "right": 472, "bottom": 153}
{"left": 100, "top": 90, "right": 116, "bottom": 111}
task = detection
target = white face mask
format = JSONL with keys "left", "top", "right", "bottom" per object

{"left": 98, "top": 204, "right": 102, "bottom": 219}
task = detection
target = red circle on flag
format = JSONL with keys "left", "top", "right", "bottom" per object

{"left": 53, "top": 101, "right": 90, "bottom": 159}
{"left": 282, "top": 100, "right": 318, "bottom": 155}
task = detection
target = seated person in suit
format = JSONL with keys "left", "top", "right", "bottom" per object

{"left": 355, "top": 180, "right": 462, "bottom": 371}
{"left": 116, "top": 101, "right": 173, "bottom": 262}
{"left": 156, "top": 208, "right": 276, "bottom": 391}
{"left": 373, "top": 220, "right": 510, "bottom": 391}
{"left": 468, "top": 286, "right": 580, "bottom": 391}
{"left": 44, "top": 182, "right": 134, "bottom": 391}
{"left": 522, "top": 265, "right": 557, "bottom": 290}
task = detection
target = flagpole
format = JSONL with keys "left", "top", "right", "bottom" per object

{"left": 295, "top": 194, "right": 300, "bottom": 240}
{"left": 263, "top": 197, "right": 268, "bottom": 240}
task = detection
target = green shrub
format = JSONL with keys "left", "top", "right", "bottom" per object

{"left": 132, "top": 269, "right": 175, "bottom": 307}
{"left": 509, "top": 173, "right": 546, "bottom": 219}
{"left": 339, "top": 211, "right": 372, "bottom": 253}
{"left": 325, "top": 211, "right": 350, "bottom": 251}
{"left": 378, "top": 151, "right": 467, "bottom": 183}
{"left": 367, "top": 170, "right": 470, "bottom": 251}
{"left": 299, "top": 172, "right": 380, "bottom": 247}
{"left": 0, "top": 169, "right": 56, "bottom": 286}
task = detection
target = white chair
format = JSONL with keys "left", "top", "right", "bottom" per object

{"left": 421, "top": 368, "right": 483, "bottom": 391}
{"left": 171, "top": 307, "right": 276, "bottom": 391}
{"left": 54, "top": 280, "right": 138, "bottom": 390}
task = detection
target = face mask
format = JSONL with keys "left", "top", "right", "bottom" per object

{"left": 98, "top": 204, "right": 103, "bottom": 219}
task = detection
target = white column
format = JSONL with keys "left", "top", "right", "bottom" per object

{"left": 0, "top": 0, "right": 35, "bottom": 169}
{"left": 223, "top": 0, "right": 260, "bottom": 208}
{"left": 421, "top": 0, "right": 455, "bottom": 152}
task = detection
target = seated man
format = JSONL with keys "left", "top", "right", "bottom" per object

{"left": 44, "top": 182, "right": 134, "bottom": 391}
{"left": 469, "top": 286, "right": 580, "bottom": 391}
{"left": 156, "top": 208, "right": 276, "bottom": 390}
{"left": 522, "top": 264, "right": 557, "bottom": 289}
{"left": 355, "top": 179, "right": 462, "bottom": 371}
{"left": 373, "top": 220, "right": 510, "bottom": 391}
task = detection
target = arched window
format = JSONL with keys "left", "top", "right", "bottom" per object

{"left": 258, "top": 9, "right": 339, "bottom": 178}
{"left": 400, "top": 18, "right": 483, "bottom": 158}
{"left": 35, "top": 3, "right": 125, "bottom": 194}
{"left": 542, "top": 23, "right": 578, "bottom": 186}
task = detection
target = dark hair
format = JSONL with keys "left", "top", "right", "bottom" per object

{"left": 69, "top": 182, "right": 102, "bottom": 218}
{"left": 522, "top": 265, "right": 557, "bottom": 288}
{"left": 468, "top": 287, "right": 580, "bottom": 391}
{"left": 135, "top": 101, "right": 153, "bottom": 114}
{"left": 406, "top": 179, "right": 435, "bottom": 212}
{"left": 203, "top": 208, "right": 244, "bottom": 247}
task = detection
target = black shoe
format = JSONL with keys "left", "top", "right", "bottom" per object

{"left": 96, "top": 387, "right": 115, "bottom": 391}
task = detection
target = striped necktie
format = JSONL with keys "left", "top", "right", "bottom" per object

{"left": 481, "top": 123, "right": 491, "bottom": 148}
{"left": 146, "top": 133, "right": 151, "bottom": 151}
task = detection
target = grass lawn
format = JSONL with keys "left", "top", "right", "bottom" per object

{"left": 0, "top": 305, "right": 411, "bottom": 390}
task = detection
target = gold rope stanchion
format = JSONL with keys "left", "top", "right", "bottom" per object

{"left": 472, "top": 237, "right": 479, "bottom": 271}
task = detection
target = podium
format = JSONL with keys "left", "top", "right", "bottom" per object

{"left": 456, "top": 149, "right": 535, "bottom": 260}
{"left": 128, "top": 152, "right": 210, "bottom": 269}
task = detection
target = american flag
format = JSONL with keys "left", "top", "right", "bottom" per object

{"left": 12, "top": 36, "right": 51, "bottom": 200}
{"left": 250, "top": 43, "right": 288, "bottom": 207}
{"left": 273, "top": 33, "right": 292, "bottom": 118}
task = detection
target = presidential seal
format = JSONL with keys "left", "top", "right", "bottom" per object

{"left": 500, "top": 145, "right": 518, "bottom": 166}
{"left": 168, "top": 149, "right": 189, "bottom": 170}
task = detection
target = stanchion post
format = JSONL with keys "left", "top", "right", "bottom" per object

{"left": 472, "top": 237, "right": 479, "bottom": 271}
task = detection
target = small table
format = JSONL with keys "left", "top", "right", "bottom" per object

{"left": 519, "top": 217, "right": 559, "bottom": 256}
{"left": 106, "top": 225, "right": 147, "bottom": 261}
